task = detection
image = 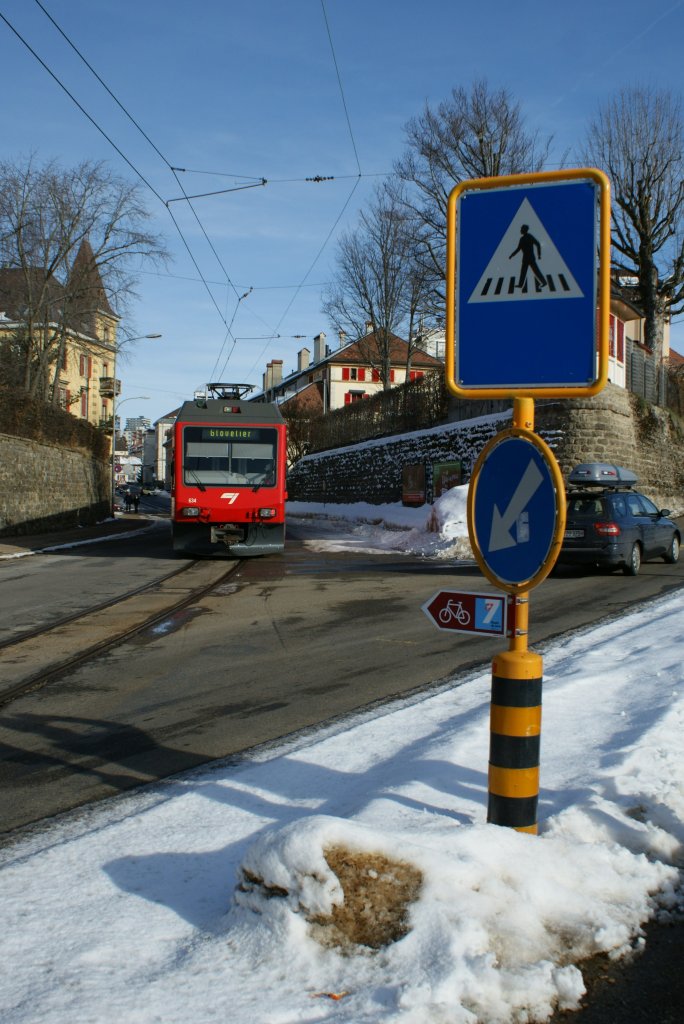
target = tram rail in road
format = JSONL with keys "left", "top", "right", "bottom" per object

{"left": 0, "top": 558, "right": 241, "bottom": 707}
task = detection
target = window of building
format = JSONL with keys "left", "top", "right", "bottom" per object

{"left": 342, "top": 366, "right": 366, "bottom": 381}
{"left": 344, "top": 390, "right": 366, "bottom": 404}
{"left": 409, "top": 370, "right": 425, "bottom": 382}
{"left": 79, "top": 354, "right": 93, "bottom": 377}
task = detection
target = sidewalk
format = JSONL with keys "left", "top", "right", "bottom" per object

{"left": 0, "top": 514, "right": 154, "bottom": 559}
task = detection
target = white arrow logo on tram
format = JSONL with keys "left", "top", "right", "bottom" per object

{"left": 488, "top": 459, "right": 544, "bottom": 552}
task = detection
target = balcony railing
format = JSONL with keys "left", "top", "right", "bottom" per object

{"left": 99, "top": 376, "right": 121, "bottom": 397}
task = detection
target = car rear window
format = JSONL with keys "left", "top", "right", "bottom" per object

{"left": 567, "top": 496, "right": 607, "bottom": 516}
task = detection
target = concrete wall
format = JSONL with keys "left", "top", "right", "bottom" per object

{"left": 0, "top": 432, "right": 110, "bottom": 536}
{"left": 288, "top": 384, "right": 684, "bottom": 515}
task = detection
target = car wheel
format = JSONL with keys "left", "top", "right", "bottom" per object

{"left": 624, "top": 542, "right": 642, "bottom": 576}
{"left": 664, "top": 534, "right": 680, "bottom": 565}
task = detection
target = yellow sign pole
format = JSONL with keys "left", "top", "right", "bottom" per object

{"left": 486, "top": 397, "right": 542, "bottom": 834}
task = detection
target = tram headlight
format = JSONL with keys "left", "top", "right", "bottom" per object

{"left": 181, "top": 506, "right": 201, "bottom": 517}
{"left": 259, "top": 508, "right": 277, "bottom": 518}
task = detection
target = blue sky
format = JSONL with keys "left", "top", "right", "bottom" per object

{"left": 1, "top": 0, "right": 682, "bottom": 424}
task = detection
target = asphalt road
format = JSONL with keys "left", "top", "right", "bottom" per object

{"left": 0, "top": 512, "right": 683, "bottom": 835}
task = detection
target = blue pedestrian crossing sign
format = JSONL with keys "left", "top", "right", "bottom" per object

{"left": 468, "top": 428, "right": 566, "bottom": 592}
{"left": 446, "top": 168, "right": 610, "bottom": 400}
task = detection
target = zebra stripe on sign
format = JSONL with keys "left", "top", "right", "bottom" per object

{"left": 468, "top": 198, "right": 583, "bottom": 304}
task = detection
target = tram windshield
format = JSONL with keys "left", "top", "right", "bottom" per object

{"left": 182, "top": 426, "right": 277, "bottom": 486}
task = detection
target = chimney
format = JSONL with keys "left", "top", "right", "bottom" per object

{"left": 297, "top": 347, "right": 310, "bottom": 372}
{"left": 263, "top": 359, "right": 283, "bottom": 392}
{"left": 338, "top": 330, "right": 347, "bottom": 348}
{"left": 365, "top": 320, "right": 374, "bottom": 335}
{"left": 313, "top": 332, "right": 326, "bottom": 363}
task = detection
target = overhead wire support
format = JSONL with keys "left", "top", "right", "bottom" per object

{"left": 166, "top": 180, "right": 267, "bottom": 204}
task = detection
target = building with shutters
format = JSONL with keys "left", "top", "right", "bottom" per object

{"left": 0, "top": 239, "right": 119, "bottom": 431}
{"left": 255, "top": 327, "right": 443, "bottom": 414}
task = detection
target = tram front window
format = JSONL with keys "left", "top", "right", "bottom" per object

{"left": 183, "top": 426, "right": 277, "bottom": 486}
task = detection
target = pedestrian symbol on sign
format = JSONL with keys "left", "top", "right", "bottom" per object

{"left": 509, "top": 224, "right": 546, "bottom": 291}
{"left": 468, "top": 197, "right": 583, "bottom": 304}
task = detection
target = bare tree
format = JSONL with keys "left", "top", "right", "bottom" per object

{"left": 580, "top": 87, "right": 683, "bottom": 362}
{"left": 0, "top": 155, "right": 168, "bottom": 402}
{"left": 323, "top": 186, "right": 431, "bottom": 388}
{"left": 394, "top": 79, "right": 553, "bottom": 317}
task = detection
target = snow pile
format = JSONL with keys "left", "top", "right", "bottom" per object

{"left": 289, "top": 484, "right": 474, "bottom": 559}
{"left": 232, "top": 814, "right": 677, "bottom": 1022}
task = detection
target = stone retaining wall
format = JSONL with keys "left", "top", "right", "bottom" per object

{"left": 0, "top": 432, "right": 110, "bottom": 536}
{"left": 288, "top": 384, "right": 684, "bottom": 515}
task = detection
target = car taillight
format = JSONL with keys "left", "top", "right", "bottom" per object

{"left": 594, "top": 521, "right": 620, "bottom": 536}
{"left": 259, "top": 508, "right": 277, "bottom": 518}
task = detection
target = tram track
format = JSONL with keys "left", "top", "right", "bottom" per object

{"left": 0, "top": 558, "right": 243, "bottom": 708}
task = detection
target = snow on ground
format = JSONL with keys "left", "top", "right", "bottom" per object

{"left": 288, "top": 485, "right": 474, "bottom": 560}
{"left": 0, "top": 491, "right": 682, "bottom": 1024}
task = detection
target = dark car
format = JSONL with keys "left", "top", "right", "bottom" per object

{"left": 557, "top": 463, "right": 680, "bottom": 576}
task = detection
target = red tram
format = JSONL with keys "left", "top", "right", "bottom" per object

{"left": 170, "top": 383, "right": 287, "bottom": 556}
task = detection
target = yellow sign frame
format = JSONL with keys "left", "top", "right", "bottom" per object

{"left": 446, "top": 167, "right": 611, "bottom": 400}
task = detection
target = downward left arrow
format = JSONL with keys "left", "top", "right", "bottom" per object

{"left": 488, "top": 459, "right": 544, "bottom": 552}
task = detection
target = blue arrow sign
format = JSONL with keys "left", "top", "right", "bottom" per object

{"left": 471, "top": 434, "right": 561, "bottom": 587}
{"left": 456, "top": 179, "right": 599, "bottom": 390}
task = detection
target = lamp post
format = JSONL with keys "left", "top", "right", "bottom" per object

{"left": 111, "top": 395, "right": 150, "bottom": 514}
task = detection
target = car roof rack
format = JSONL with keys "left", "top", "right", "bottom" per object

{"left": 567, "top": 463, "right": 638, "bottom": 489}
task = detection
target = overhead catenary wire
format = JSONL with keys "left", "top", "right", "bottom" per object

{"left": 30, "top": 0, "right": 347, "bottom": 357}
{"left": 320, "top": 0, "right": 362, "bottom": 177}
{"left": 23, "top": 0, "right": 280, "bottom": 359}
{"left": 8, "top": 1, "right": 369, "bottom": 384}
{"left": 244, "top": 0, "right": 366, "bottom": 380}
{"left": 1, "top": 5, "right": 246, "bottom": 350}
{"left": 31, "top": 1, "right": 247, "bottom": 302}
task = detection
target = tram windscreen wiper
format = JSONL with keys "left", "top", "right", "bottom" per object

{"left": 186, "top": 468, "right": 206, "bottom": 492}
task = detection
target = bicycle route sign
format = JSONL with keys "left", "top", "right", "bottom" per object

{"left": 468, "top": 428, "right": 565, "bottom": 592}
{"left": 422, "top": 590, "right": 507, "bottom": 637}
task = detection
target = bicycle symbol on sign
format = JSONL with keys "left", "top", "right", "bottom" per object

{"left": 438, "top": 599, "right": 471, "bottom": 626}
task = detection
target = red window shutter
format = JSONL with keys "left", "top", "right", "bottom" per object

{"left": 88, "top": 356, "right": 92, "bottom": 378}
{"left": 372, "top": 368, "right": 380, "bottom": 382}
{"left": 617, "top": 319, "right": 624, "bottom": 362}
{"left": 342, "top": 367, "right": 350, "bottom": 381}
{"left": 358, "top": 368, "right": 365, "bottom": 382}
{"left": 609, "top": 314, "right": 615, "bottom": 357}
{"left": 66, "top": 389, "right": 71, "bottom": 406}
{"left": 81, "top": 391, "right": 87, "bottom": 417}
{"left": 390, "top": 370, "right": 395, "bottom": 383}
{"left": 344, "top": 391, "right": 351, "bottom": 404}
{"left": 79, "top": 354, "right": 85, "bottom": 375}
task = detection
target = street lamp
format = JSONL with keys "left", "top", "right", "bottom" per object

{"left": 111, "top": 395, "right": 150, "bottom": 515}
